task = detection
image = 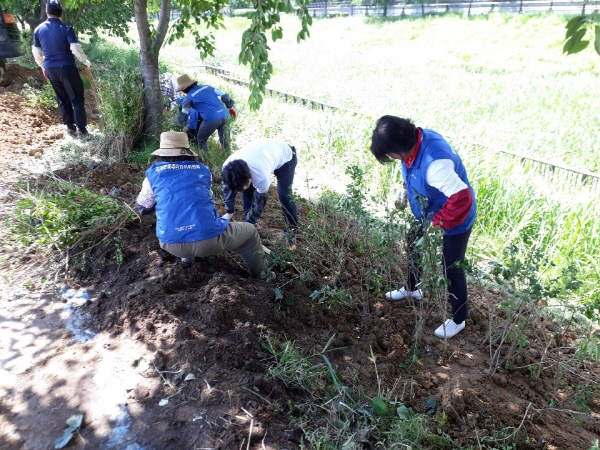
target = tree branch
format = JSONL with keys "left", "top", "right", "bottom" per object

{"left": 153, "top": 0, "right": 172, "bottom": 51}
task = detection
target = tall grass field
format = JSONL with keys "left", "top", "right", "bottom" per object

{"left": 96, "top": 12, "right": 600, "bottom": 317}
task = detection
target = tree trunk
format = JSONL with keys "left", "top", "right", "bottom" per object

{"left": 133, "top": 0, "right": 170, "bottom": 137}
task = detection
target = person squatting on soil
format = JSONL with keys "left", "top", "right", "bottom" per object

{"left": 176, "top": 74, "right": 237, "bottom": 150}
{"left": 135, "top": 132, "right": 273, "bottom": 280}
{"left": 221, "top": 138, "right": 299, "bottom": 248}
{"left": 370, "top": 116, "right": 477, "bottom": 339}
{"left": 32, "top": 0, "right": 90, "bottom": 139}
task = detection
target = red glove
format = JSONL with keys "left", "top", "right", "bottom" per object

{"left": 229, "top": 107, "right": 237, "bottom": 119}
{"left": 43, "top": 69, "right": 47, "bottom": 79}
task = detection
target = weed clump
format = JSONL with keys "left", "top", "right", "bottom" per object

{"left": 10, "top": 180, "right": 134, "bottom": 251}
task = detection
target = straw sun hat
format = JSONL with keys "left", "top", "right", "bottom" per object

{"left": 176, "top": 74, "right": 197, "bottom": 91}
{"left": 151, "top": 132, "right": 197, "bottom": 157}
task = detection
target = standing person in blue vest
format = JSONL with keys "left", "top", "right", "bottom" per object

{"left": 176, "top": 74, "right": 237, "bottom": 150}
{"left": 370, "top": 116, "right": 476, "bottom": 339}
{"left": 32, "top": 0, "right": 91, "bottom": 138}
{"left": 135, "top": 132, "right": 273, "bottom": 281}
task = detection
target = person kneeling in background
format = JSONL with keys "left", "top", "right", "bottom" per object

{"left": 221, "top": 138, "right": 298, "bottom": 248}
{"left": 135, "top": 131, "right": 273, "bottom": 280}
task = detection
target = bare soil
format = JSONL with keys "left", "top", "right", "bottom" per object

{"left": 1, "top": 64, "right": 599, "bottom": 450}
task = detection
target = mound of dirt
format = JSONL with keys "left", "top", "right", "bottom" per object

{"left": 48, "top": 163, "right": 600, "bottom": 450}
{"left": 0, "top": 64, "right": 99, "bottom": 177}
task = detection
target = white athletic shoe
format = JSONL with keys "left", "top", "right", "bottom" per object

{"left": 385, "top": 287, "right": 423, "bottom": 301}
{"left": 434, "top": 319, "right": 465, "bottom": 339}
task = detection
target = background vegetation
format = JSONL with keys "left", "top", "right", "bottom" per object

{"left": 79, "top": 12, "right": 600, "bottom": 319}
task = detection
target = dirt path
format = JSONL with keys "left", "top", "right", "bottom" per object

{"left": 1, "top": 64, "right": 599, "bottom": 450}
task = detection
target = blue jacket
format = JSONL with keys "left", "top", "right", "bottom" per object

{"left": 33, "top": 18, "right": 77, "bottom": 68}
{"left": 146, "top": 161, "right": 228, "bottom": 244}
{"left": 403, "top": 129, "right": 476, "bottom": 235}
{"left": 184, "top": 84, "right": 232, "bottom": 122}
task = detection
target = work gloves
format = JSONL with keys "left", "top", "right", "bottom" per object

{"left": 395, "top": 188, "right": 408, "bottom": 210}
{"left": 229, "top": 107, "right": 237, "bottom": 119}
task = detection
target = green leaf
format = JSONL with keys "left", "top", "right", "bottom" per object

{"left": 274, "top": 287, "right": 283, "bottom": 300}
{"left": 397, "top": 404, "right": 413, "bottom": 419}
{"left": 565, "top": 15, "right": 586, "bottom": 37}
{"left": 571, "top": 39, "right": 590, "bottom": 54}
{"left": 595, "top": 26, "right": 600, "bottom": 56}
{"left": 65, "top": 414, "right": 83, "bottom": 429}
{"left": 563, "top": 28, "right": 587, "bottom": 54}
{"left": 370, "top": 397, "right": 389, "bottom": 416}
{"left": 137, "top": 356, "right": 150, "bottom": 372}
{"left": 54, "top": 429, "right": 75, "bottom": 449}
{"left": 425, "top": 397, "right": 437, "bottom": 414}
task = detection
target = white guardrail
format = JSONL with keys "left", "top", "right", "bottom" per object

{"left": 305, "top": 0, "right": 597, "bottom": 16}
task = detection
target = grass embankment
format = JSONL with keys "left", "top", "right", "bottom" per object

{"left": 81, "top": 12, "right": 600, "bottom": 322}
{"left": 157, "top": 13, "right": 600, "bottom": 314}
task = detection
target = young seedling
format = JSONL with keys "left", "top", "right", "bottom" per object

{"left": 54, "top": 414, "right": 83, "bottom": 449}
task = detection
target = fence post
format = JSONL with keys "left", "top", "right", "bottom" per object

{"left": 421, "top": 1, "right": 425, "bottom": 16}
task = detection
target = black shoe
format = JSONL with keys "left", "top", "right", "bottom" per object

{"left": 66, "top": 125, "right": 76, "bottom": 137}
{"left": 77, "top": 128, "right": 89, "bottom": 139}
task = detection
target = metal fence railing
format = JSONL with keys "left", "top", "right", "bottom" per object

{"left": 195, "top": 64, "right": 600, "bottom": 194}
{"left": 306, "top": 0, "right": 596, "bottom": 17}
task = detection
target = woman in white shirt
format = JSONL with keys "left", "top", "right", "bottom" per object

{"left": 222, "top": 138, "right": 298, "bottom": 247}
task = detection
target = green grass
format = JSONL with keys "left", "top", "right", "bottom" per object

{"left": 163, "top": 13, "right": 600, "bottom": 171}
{"left": 86, "top": 12, "right": 600, "bottom": 311}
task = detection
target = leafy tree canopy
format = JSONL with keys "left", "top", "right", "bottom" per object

{"left": 4, "top": 0, "right": 313, "bottom": 135}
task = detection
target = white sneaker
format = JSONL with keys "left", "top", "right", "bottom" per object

{"left": 385, "top": 287, "right": 423, "bottom": 301}
{"left": 434, "top": 319, "right": 465, "bottom": 339}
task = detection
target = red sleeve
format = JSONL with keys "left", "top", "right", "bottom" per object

{"left": 432, "top": 188, "right": 473, "bottom": 231}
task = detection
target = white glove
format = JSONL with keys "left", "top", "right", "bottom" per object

{"left": 222, "top": 212, "right": 234, "bottom": 221}
{"left": 395, "top": 190, "right": 408, "bottom": 210}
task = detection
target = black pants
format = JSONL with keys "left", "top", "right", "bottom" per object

{"left": 45, "top": 65, "right": 87, "bottom": 131}
{"left": 406, "top": 226, "right": 472, "bottom": 324}
{"left": 196, "top": 117, "right": 229, "bottom": 150}
{"left": 241, "top": 148, "right": 298, "bottom": 232}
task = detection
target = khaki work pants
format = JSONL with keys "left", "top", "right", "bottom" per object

{"left": 160, "top": 222, "right": 265, "bottom": 278}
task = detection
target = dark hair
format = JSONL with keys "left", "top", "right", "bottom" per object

{"left": 181, "top": 82, "right": 198, "bottom": 94}
{"left": 155, "top": 155, "right": 197, "bottom": 163}
{"left": 222, "top": 160, "right": 251, "bottom": 191}
{"left": 46, "top": 0, "right": 63, "bottom": 16}
{"left": 370, "top": 115, "right": 418, "bottom": 164}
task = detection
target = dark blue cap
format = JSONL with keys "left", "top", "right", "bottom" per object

{"left": 46, "top": 0, "right": 63, "bottom": 16}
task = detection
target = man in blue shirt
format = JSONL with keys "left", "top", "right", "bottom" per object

{"left": 32, "top": 0, "right": 91, "bottom": 138}
{"left": 176, "top": 74, "right": 237, "bottom": 150}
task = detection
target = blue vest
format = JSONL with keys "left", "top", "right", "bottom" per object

{"left": 33, "top": 18, "right": 77, "bottom": 68}
{"left": 186, "top": 84, "right": 229, "bottom": 122}
{"left": 186, "top": 107, "right": 200, "bottom": 130}
{"left": 403, "top": 129, "right": 477, "bottom": 235}
{"left": 146, "top": 161, "right": 228, "bottom": 244}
